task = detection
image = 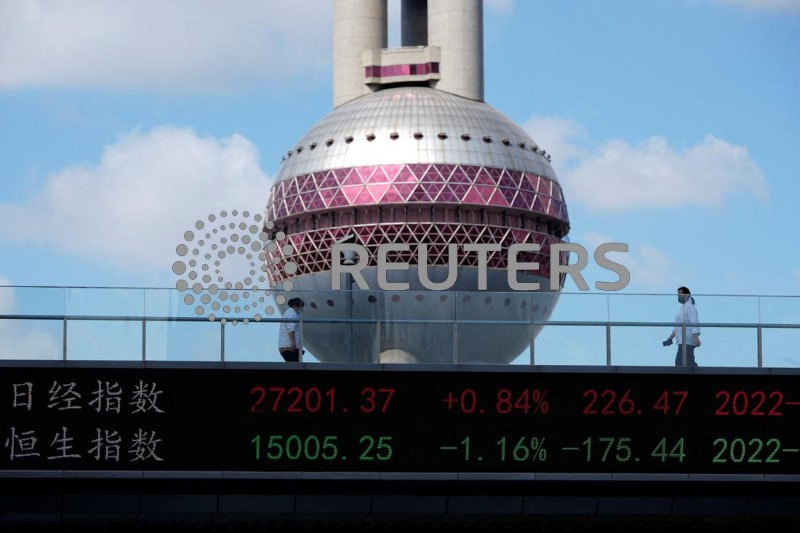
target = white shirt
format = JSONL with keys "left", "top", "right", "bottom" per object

{"left": 278, "top": 307, "right": 301, "bottom": 350}
{"left": 673, "top": 301, "right": 700, "bottom": 345}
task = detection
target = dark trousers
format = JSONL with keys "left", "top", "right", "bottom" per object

{"left": 279, "top": 348, "right": 300, "bottom": 362}
{"left": 674, "top": 344, "right": 697, "bottom": 367}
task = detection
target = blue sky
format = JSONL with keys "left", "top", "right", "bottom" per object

{"left": 1, "top": 0, "right": 798, "bottom": 294}
{"left": 0, "top": 0, "right": 799, "bottom": 365}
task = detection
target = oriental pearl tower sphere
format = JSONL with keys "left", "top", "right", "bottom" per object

{"left": 265, "top": 0, "right": 570, "bottom": 364}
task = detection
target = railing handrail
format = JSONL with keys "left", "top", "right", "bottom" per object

{"left": 3, "top": 285, "right": 800, "bottom": 298}
{"left": 3, "top": 286, "right": 800, "bottom": 366}
{"left": 3, "top": 313, "right": 799, "bottom": 329}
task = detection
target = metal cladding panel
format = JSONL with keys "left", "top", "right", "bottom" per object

{"left": 276, "top": 87, "right": 557, "bottom": 182}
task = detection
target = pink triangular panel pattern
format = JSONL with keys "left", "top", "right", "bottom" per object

{"left": 487, "top": 190, "right": 510, "bottom": 207}
{"left": 381, "top": 188, "right": 405, "bottom": 203}
{"left": 265, "top": 165, "right": 569, "bottom": 244}
{"left": 341, "top": 186, "right": 363, "bottom": 204}
{"left": 306, "top": 193, "right": 325, "bottom": 210}
{"left": 521, "top": 174, "right": 537, "bottom": 192}
{"left": 342, "top": 170, "right": 361, "bottom": 186}
{"left": 333, "top": 168, "right": 349, "bottom": 182}
{"left": 328, "top": 190, "right": 349, "bottom": 207}
{"left": 320, "top": 172, "right": 337, "bottom": 189}
{"left": 461, "top": 165, "right": 479, "bottom": 182}
{"left": 393, "top": 182, "right": 417, "bottom": 201}
{"left": 367, "top": 166, "right": 388, "bottom": 183}
{"left": 439, "top": 164, "right": 455, "bottom": 180}
{"left": 462, "top": 188, "right": 484, "bottom": 204}
{"left": 367, "top": 183, "right": 392, "bottom": 202}
{"left": 511, "top": 193, "right": 529, "bottom": 210}
{"left": 396, "top": 165, "right": 417, "bottom": 184}
{"left": 450, "top": 166, "right": 467, "bottom": 183}
{"left": 487, "top": 167, "right": 503, "bottom": 180}
{"left": 498, "top": 171, "right": 516, "bottom": 189}
{"left": 424, "top": 182, "right": 447, "bottom": 200}
{"left": 500, "top": 186, "right": 517, "bottom": 204}
{"left": 318, "top": 188, "right": 336, "bottom": 207}
{"left": 429, "top": 166, "right": 447, "bottom": 182}
{"left": 381, "top": 164, "right": 403, "bottom": 181}
{"left": 355, "top": 188, "right": 374, "bottom": 204}
{"left": 409, "top": 185, "right": 430, "bottom": 202}
{"left": 549, "top": 199, "right": 561, "bottom": 218}
{"left": 356, "top": 166, "right": 375, "bottom": 182}
{"left": 506, "top": 170, "right": 523, "bottom": 189}
{"left": 474, "top": 167, "right": 493, "bottom": 185}
{"left": 409, "top": 163, "right": 430, "bottom": 179}
{"left": 532, "top": 195, "right": 544, "bottom": 213}
{"left": 475, "top": 185, "right": 495, "bottom": 202}
{"left": 512, "top": 229, "right": 530, "bottom": 243}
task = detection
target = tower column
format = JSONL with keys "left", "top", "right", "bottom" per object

{"left": 427, "top": 0, "right": 484, "bottom": 101}
{"left": 333, "top": 0, "right": 388, "bottom": 108}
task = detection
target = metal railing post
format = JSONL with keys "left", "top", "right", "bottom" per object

{"left": 220, "top": 321, "right": 226, "bottom": 363}
{"left": 757, "top": 325, "right": 763, "bottom": 368}
{"left": 374, "top": 318, "right": 381, "bottom": 364}
{"left": 605, "top": 323, "right": 612, "bottom": 366}
{"left": 452, "top": 320, "right": 458, "bottom": 364}
{"left": 141, "top": 318, "right": 147, "bottom": 362}
{"left": 62, "top": 317, "right": 68, "bottom": 361}
{"left": 345, "top": 280, "right": 353, "bottom": 363}
{"left": 298, "top": 315, "right": 304, "bottom": 363}
{"left": 529, "top": 323, "right": 536, "bottom": 366}
{"left": 681, "top": 323, "right": 687, "bottom": 367}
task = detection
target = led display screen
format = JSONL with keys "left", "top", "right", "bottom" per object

{"left": 3, "top": 365, "right": 799, "bottom": 476}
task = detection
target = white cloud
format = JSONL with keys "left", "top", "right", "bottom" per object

{"left": 0, "top": 0, "right": 331, "bottom": 90}
{"left": 0, "top": 126, "right": 272, "bottom": 270}
{"left": 621, "top": 244, "right": 678, "bottom": 287}
{"left": 578, "top": 231, "right": 614, "bottom": 251}
{"left": 486, "top": 0, "right": 515, "bottom": 15}
{"left": 711, "top": 0, "right": 800, "bottom": 13}
{"left": 567, "top": 135, "right": 767, "bottom": 211}
{"left": 525, "top": 117, "right": 767, "bottom": 212}
{"left": 523, "top": 117, "right": 587, "bottom": 167}
{"left": 576, "top": 233, "right": 679, "bottom": 289}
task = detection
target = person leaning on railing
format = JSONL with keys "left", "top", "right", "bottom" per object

{"left": 662, "top": 286, "right": 701, "bottom": 367}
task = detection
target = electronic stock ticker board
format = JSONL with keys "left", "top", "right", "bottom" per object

{"left": 3, "top": 364, "right": 800, "bottom": 479}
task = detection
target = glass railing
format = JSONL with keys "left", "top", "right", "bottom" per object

{"left": 1, "top": 286, "right": 798, "bottom": 367}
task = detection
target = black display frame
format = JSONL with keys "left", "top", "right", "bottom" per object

{"left": 3, "top": 361, "right": 800, "bottom": 481}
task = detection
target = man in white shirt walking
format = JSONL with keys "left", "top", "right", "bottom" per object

{"left": 663, "top": 286, "right": 701, "bottom": 367}
{"left": 278, "top": 298, "right": 305, "bottom": 362}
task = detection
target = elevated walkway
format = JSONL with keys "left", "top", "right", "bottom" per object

{"left": 1, "top": 286, "right": 798, "bottom": 367}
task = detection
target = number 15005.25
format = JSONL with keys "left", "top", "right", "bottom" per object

{"left": 250, "top": 434, "right": 394, "bottom": 462}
